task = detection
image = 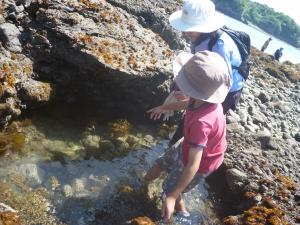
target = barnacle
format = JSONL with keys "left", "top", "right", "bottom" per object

{"left": 100, "top": 9, "right": 122, "bottom": 24}
{"left": 79, "top": 0, "right": 99, "bottom": 10}
{"left": 78, "top": 34, "right": 93, "bottom": 45}
{"left": 23, "top": 65, "right": 33, "bottom": 75}
{"left": 11, "top": 53, "right": 17, "bottom": 60}
{"left": 128, "top": 53, "right": 138, "bottom": 69}
{"left": 5, "top": 74, "right": 16, "bottom": 87}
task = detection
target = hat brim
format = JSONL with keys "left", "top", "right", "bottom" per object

{"left": 173, "top": 52, "right": 229, "bottom": 103}
{"left": 169, "top": 10, "right": 225, "bottom": 33}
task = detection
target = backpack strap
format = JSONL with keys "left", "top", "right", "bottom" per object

{"left": 208, "top": 29, "right": 223, "bottom": 51}
{"left": 192, "top": 33, "right": 212, "bottom": 53}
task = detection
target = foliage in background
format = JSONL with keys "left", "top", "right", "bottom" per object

{"left": 213, "top": 0, "right": 300, "bottom": 48}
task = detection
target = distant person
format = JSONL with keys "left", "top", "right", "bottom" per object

{"left": 261, "top": 37, "right": 272, "bottom": 52}
{"left": 274, "top": 47, "right": 283, "bottom": 61}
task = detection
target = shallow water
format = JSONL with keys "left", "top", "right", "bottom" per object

{"left": 0, "top": 105, "right": 220, "bottom": 225}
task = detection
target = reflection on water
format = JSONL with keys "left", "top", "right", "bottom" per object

{"left": 0, "top": 106, "right": 220, "bottom": 225}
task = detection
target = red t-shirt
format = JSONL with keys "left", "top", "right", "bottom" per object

{"left": 182, "top": 102, "right": 227, "bottom": 174}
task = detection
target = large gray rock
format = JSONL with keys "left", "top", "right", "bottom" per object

{"left": 0, "top": 23, "right": 22, "bottom": 52}
{"left": 16, "top": 163, "right": 46, "bottom": 185}
{"left": 226, "top": 168, "right": 247, "bottom": 194}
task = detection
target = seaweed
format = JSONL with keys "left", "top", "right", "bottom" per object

{"left": 110, "top": 119, "right": 132, "bottom": 137}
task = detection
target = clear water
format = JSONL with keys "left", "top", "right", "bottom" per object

{"left": 0, "top": 107, "right": 220, "bottom": 225}
{"left": 223, "top": 13, "right": 300, "bottom": 64}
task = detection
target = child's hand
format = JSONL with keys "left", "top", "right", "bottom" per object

{"left": 161, "top": 195, "right": 176, "bottom": 222}
{"left": 147, "top": 105, "right": 166, "bottom": 120}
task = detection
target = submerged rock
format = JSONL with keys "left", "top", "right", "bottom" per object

{"left": 128, "top": 216, "right": 155, "bottom": 225}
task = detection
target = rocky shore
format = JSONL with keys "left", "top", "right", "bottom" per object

{"left": 0, "top": 0, "right": 300, "bottom": 224}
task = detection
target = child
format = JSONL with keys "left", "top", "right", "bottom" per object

{"left": 146, "top": 51, "right": 230, "bottom": 221}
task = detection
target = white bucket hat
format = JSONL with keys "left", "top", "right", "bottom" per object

{"left": 169, "top": 0, "right": 225, "bottom": 33}
{"left": 173, "top": 51, "right": 231, "bottom": 103}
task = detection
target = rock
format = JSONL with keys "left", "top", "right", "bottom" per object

{"left": 223, "top": 216, "right": 239, "bottom": 225}
{"left": 16, "top": 163, "right": 46, "bottom": 185}
{"left": 243, "top": 182, "right": 260, "bottom": 192}
{"left": 227, "top": 123, "right": 245, "bottom": 133}
{"left": 258, "top": 92, "right": 270, "bottom": 103}
{"left": 237, "top": 108, "right": 248, "bottom": 123}
{"left": 0, "top": 203, "right": 17, "bottom": 213}
{"left": 62, "top": 185, "right": 73, "bottom": 198}
{"left": 115, "top": 137, "right": 130, "bottom": 153}
{"left": 71, "top": 178, "right": 85, "bottom": 194}
{"left": 0, "top": 23, "right": 22, "bottom": 52}
{"left": 81, "top": 135, "right": 101, "bottom": 149}
{"left": 226, "top": 168, "right": 247, "bottom": 193}
{"left": 295, "top": 132, "right": 300, "bottom": 142}
{"left": 257, "top": 136, "right": 279, "bottom": 150}
{"left": 128, "top": 216, "right": 155, "bottom": 225}
{"left": 227, "top": 110, "right": 240, "bottom": 124}
{"left": 126, "top": 135, "right": 140, "bottom": 147}
{"left": 99, "top": 140, "right": 115, "bottom": 152}
{"left": 252, "top": 111, "right": 267, "bottom": 124}
{"left": 16, "top": 0, "right": 32, "bottom": 7}
{"left": 18, "top": 80, "right": 56, "bottom": 106}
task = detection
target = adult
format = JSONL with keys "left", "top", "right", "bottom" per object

{"left": 261, "top": 37, "right": 272, "bottom": 52}
{"left": 274, "top": 47, "right": 283, "bottom": 61}
{"left": 167, "top": 0, "right": 245, "bottom": 145}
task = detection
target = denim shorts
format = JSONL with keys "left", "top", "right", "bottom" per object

{"left": 155, "top": 141, "right": 207, "bottom": 195}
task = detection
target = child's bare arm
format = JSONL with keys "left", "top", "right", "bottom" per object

{"left": 170, "top": 146, "right": 203, "bottom": 197}
{"left": 147, "top": 100, "right": 189, "bottom": 120}
{"left": 161, "top": 146, "right": 203, "bottom": 220}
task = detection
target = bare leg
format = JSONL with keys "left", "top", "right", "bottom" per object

{"left": 144, "top": 164, "right": 163, "bottom": 182}
{"left": 175, "top": 196, "right": 189, "bottom": 215}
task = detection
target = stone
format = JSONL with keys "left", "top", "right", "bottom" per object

{"left": 16, "top": 163, "right": 46, "bottom": 185}
{"left": 295, "top": 132, "right": 300, "bottom": 142}
{"left": 226, "top": 168, "right": 247, "bottom": 193}
{"left": 237, "top": 108, "right": 248, "bottom": 123}
{"left": 99, "top": 140, "right": 115, "bottom": 151}
{"left": 128, "top": 216, "right": 155, "bottom": 225}
{"left": 0, "top": 23, "right": 22, "bottom": 52}
{"left": 62, "top": 185, "right": 73, "bottom": 197}
{"left": 115, "top": 137, "right": 130, "bottom": 152}
{"left": 81, "top": 135, "right": 101, "bottom": 149}
{"left": 18, "top": 80, "right": 56, "bottom": 105}
{"left": 227, "top": 110, "right": 240, "bottom": 124}
{"left": 258, "top": 92, "right": 270, "bottom": 103}
{"left": 227, "top": 123, "right": 245, "bottom": 134}
{"left": 71, "top": 178, "right": 85, "bottom": 193}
